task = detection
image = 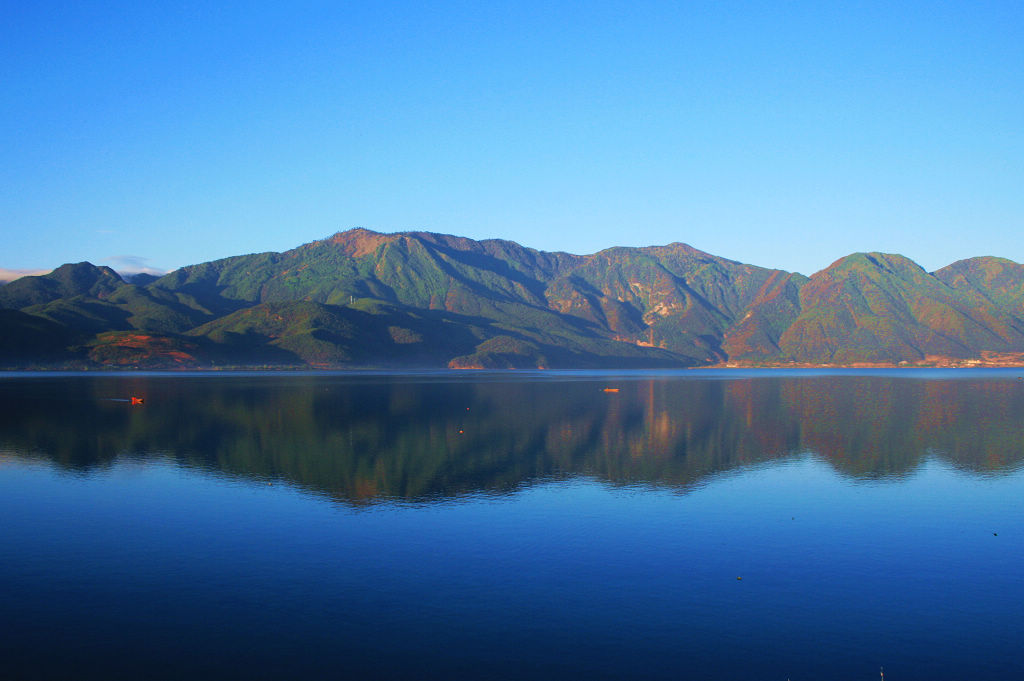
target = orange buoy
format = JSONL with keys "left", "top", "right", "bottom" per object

{"left": 602, "top": 388, "right": 619, "bottom": 393}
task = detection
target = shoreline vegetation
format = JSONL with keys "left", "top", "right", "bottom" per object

{"left": 3, "top": 356, "right": 1024, "bottom": 372}
{"left": 3, "top": 348, "right": 1024, "bottom": 374}
{"left": 710, "top": 351, "right": 1024, "bottom": 370}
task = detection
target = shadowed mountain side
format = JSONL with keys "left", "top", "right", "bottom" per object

{"left": 3, "top": 375, "right": 1022, "bottom": 504}
{"left": 187, "top": 299, "right": 487, "bottom": 367}
{"left": 182, "top": 299, "right": 692, "bottom": 369}
{"left": 0, "top": 310, "right": 77, "bottom": 366}
{"left": 18, "top": 283, "right": 210, "bottom": 336}
{"left": 0, "top": 262, "right": 124, "bottom": 309}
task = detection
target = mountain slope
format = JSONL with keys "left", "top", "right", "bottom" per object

{"left": 722, "top": 271, "right": 807, "bottom": 360}
{"left": 145, "top": 228, "right": 789, "bottom": 364}
{"left": 0, "top": 309, "right": 77, "bottom": 366}
{"left": 3, "top": 230, "right": 1024, "bottom": 368}
{"left": 934, "top": 257, "right": 1024, "bottom": 314}
{"left": 778, "top": 253, "right": 1024, "bottom": 362}
{"left": 0, "top": 262, "right": 124, "bottom": 309}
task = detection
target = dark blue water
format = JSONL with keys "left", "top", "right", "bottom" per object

{"left": 1, "top": 370, "right": 1022, "bottom": 680}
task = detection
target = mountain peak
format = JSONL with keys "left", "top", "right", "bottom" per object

{"left": 0, "top": 261, "right": 123, "bottom": 310}
{"left": 321, "top": 228, "right": 396, "bottom": 257}
{"left": 50, "top": 261, "right": 123, "bottom": 286}
{"left": 822, "top": 252, "right": 924, "bottom": 277}
{"left": 935, "top": 255, "right": 1021, "bottom": 276}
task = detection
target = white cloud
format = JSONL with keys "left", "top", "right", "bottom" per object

{"left": 103, "top": 255, "right": 167, "bottom": 278}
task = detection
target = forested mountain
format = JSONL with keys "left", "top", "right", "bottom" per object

{"left": 3, "top": 228, "right": 1024, "bottom": 368}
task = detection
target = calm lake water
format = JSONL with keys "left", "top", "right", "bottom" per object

{"left": 1, "top": 370, "right": 1022, "bottom": 680}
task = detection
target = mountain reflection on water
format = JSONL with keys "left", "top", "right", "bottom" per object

{"left": 1, "top": 372, "right": 1022, "bottom": 503}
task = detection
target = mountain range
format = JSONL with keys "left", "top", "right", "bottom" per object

{"left": 2, "top": 228, "right": 1024, "bottom": 369}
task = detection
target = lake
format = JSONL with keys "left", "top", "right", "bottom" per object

{"left": 1, "top": 370, "right": 1022, "bottom": 680}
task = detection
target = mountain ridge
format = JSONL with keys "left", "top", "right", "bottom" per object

{"left": 3, "top": 229, "right": 1023, "bottom": 369}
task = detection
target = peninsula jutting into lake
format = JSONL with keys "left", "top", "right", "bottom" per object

{"left": 3, "top": 229, "right": 1024, "bottom": 371}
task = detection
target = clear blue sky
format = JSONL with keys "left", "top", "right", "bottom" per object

{"left": 2, "top": 1, "right": 1022, "bottom": 277}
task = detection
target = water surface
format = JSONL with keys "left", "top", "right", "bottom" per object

{"left": 1, "top": 370, "right": 1022, "bottom": 680}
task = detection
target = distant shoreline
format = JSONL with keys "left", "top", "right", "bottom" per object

{"left": 704, "top": 359, "right": 1024, "bottom": 370}
{"left": 3, "top": 363, "right": 1024, "bottom": 374}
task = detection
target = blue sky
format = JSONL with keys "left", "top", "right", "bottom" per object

{"left": 2, "top": 1, "right": 1022, "bottom": 277}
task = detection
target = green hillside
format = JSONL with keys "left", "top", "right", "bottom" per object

{"left": 778, "top": 253, "right": 1024, "bottom": 363}
{"left": 0, "top": 262, "right": 123, "bottom": 309}
{"left": 3, "top": 230, "right": 1024, "bottom": 368}
{"left": 934, "top": 257, "right": 1024, "bottom": 312}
